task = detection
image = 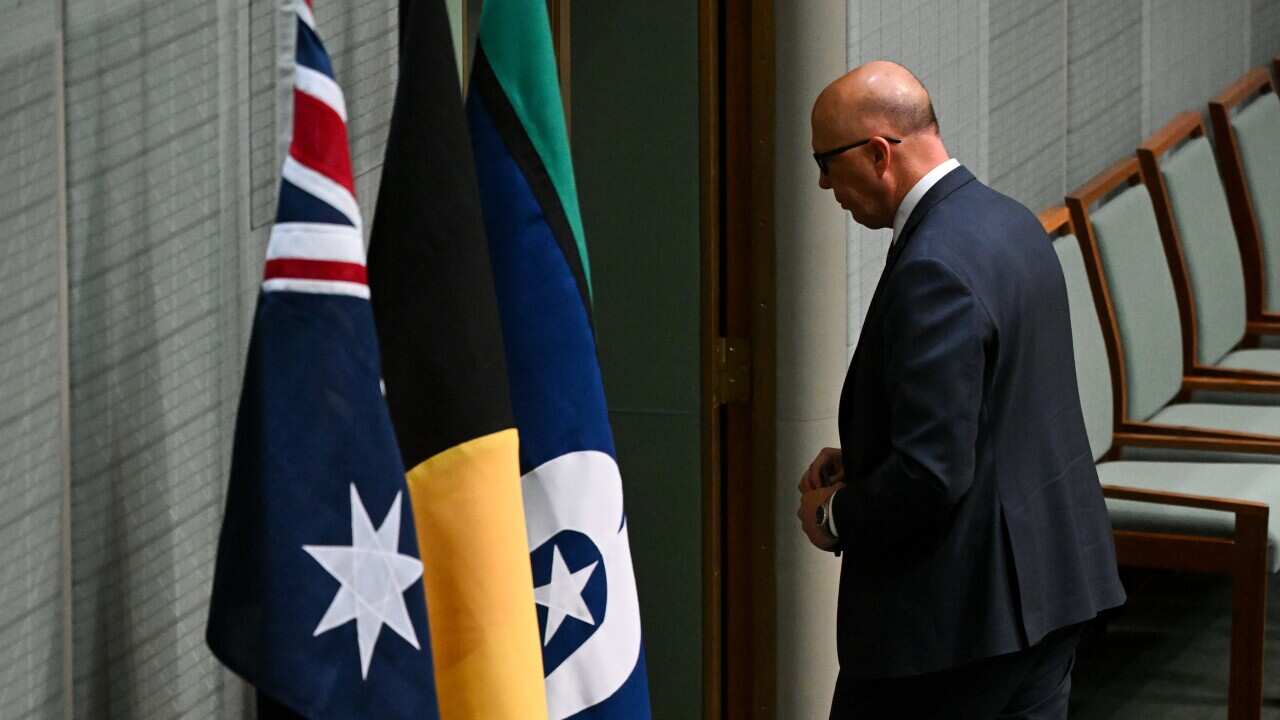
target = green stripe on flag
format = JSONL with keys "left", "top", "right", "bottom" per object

{"left": 477, "top": 0, "right": 592, "bottom": 300}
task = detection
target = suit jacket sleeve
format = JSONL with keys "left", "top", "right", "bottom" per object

{"left": 833, "top": 257, "right": 991, "bottom": 549}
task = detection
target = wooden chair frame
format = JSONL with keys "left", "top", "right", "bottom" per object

{"left": 1137, "top": 111, "right": 1280, "bottom": 373}
{"left": 1040, "top": 207, "right": 1270, "bottom": 720}
{"left": 1066, "top": 157, "right": 1280, "bottom": 444}
{"left": 1208, "top": 66, "right": 1280, "bottom": 328}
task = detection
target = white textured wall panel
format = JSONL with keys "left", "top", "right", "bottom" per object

{"left": 1144, "top": 0, "right": 1247, "bottom": 135}
{"left": 248, "top": 0, "right": 293, "bottom": 229}
{"left": 62, "top": 0, "right": 239, "bottom": 716}
{"left": 0, "top": 36, "right": 66, "bottom": 720}
{"left": 1066, "top": 0, "right": 1143, "bottom": 191}
{"left": 1250, "top": 0, "right": 1280, "bottom": 69}
{"left": 988, "top": 0, "right": 1066, "bottom": 213}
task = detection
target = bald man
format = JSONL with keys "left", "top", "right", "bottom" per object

{"left": 795, "top": 62, "right": 1125, "bottom": 718}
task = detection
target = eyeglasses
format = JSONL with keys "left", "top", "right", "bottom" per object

{"left": 813, "top": 136, "right": 902, "bottom": 175}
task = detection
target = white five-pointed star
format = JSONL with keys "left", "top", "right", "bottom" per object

{"left": 303, "top": 484, "right": 423, "bottom": 679}
{"left": 533, "top": 545, "right": 599, "bottom": 646}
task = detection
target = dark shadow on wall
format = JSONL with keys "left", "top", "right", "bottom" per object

{"left": 0, "top": 41, "right": 70, "bottom": 719}
{"left": 65, "top": 0, "right": 230, "bottom": 715}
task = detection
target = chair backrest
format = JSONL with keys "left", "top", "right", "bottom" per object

{"left": 1052, "top": 233, "right": 1114, "bottom": 461}
{"left": 1156, "top": 131, "right": 1247, "bottom": 364}
{"left": 1233, "top": 92, "right": 1280, "bottom": 311}
{"left": 1071, "top": 162, "right": 1184, "bottom": 422}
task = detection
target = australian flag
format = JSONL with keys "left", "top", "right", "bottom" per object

{"left": 206, "top": 2, "right": 439, "bottom": 717}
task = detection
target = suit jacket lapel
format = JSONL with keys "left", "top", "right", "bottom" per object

{"left": 885, "top": 165, "right": 975, "bottom": 277}
{"left": 851, "top": 166, "right": 977, "bottom": 365}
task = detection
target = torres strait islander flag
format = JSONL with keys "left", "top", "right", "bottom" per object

{"left": 466, "top": 1, "right": 652, "bottom": 717}
{"left": 368, "top": 0, "right": 548, "bottom": 718}
{"left": 206, "top": 1, "right": 439, "bottom": 717}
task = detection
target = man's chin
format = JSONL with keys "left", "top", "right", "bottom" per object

{"left": 846, "top": 209, "right": 880, "bottom": 230}
{"left": 847, "top": 210, "right": 892, "bottom": 231}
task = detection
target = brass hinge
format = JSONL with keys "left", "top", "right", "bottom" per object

{"left": 714, "top": 337, "right": 751, "bottom": 406}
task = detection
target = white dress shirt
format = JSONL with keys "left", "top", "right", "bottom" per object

{"left": 891, "top": 157, "right": 960, "bottom": 245}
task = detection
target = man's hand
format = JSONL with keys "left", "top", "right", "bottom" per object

{"left": 797, "top": 482, "right": 844, "bottom": 551}
{"left": 798, "top": 446, "right": 844, "bottom": 492}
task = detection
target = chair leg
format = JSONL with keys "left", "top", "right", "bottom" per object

{"left": 1228, "top": 513, "right": 1268, "bottom": 720}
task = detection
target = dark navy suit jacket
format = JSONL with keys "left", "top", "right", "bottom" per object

{"left": 831, "top": 166, "right": 1126, "bottom": 678}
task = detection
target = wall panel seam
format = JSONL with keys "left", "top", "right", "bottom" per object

{"left": 51, "top": 0, "right": 73, "bottom": 712}
{"left": 1061, "top": 0, "right": 1067, "bottom": 204}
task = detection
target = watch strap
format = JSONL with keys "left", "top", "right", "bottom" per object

{"left": 823, "top": 488, "right": 840, "bottom": 539}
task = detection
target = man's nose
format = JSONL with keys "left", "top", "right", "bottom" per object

{"left": 818, "top": 172, "right": 831, "bottom": 190}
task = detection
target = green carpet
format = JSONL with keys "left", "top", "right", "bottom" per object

{"left": 1070, "top": 570, "right": 1280, "bottom": 719}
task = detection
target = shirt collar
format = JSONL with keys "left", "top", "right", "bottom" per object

{"left": 891, "top": 158, "right": 960, "bottom": 244}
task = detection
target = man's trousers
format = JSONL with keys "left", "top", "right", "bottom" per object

{"left": 829, "top": 623, "right": 1084, "bottom": 719}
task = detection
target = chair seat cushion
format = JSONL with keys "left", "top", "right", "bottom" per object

{"left": 1147, "top": 402, "right": 1280, "bottom": 435}
{"left": 1097, "top": 461, "right": 1280, "bottom": 572}
{"left": 1217, "top": 348, "right": 1280, "bottom": 374}
{"left": 1123, "top": 403, "right": 1280, "bottom": 460}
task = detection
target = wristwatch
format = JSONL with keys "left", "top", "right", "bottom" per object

{"left": 815, "top": 491, "right": 837, "bottom": 537}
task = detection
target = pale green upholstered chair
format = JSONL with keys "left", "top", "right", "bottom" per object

{"left": 1066, "top": 158, "right": 1280, "bottom": 441}
{"left": 1209, "top": 67, "right": 1280, "bottom": 324}
{"left": 1042, "top": 207, "right": 1273, "bottom": 720}
{"left": 1138, "top": 112, "right": 1280, "bottom": 375}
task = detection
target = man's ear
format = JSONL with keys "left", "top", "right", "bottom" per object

{"left": 873, "top": 140, "right": 891, "bottom": 174}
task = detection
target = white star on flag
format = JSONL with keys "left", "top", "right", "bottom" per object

{"left": 533, "top": 544, "right": 598, "bottom": 646}
{"left": 303, "top": 484, "right": 424, "bottom": 679}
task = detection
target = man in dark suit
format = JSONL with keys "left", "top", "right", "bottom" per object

{"left": 796, "top": 61, "right": 1126, "bottom": 719}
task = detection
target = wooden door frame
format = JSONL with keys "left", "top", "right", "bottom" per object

{"left": 546, "top": 0, "right": 571, "bottom": 132}
{"left": 701, "top": 1, "right": 776, "bottom": 718}
{"left": 460, "top": 1, "right": 570, "bottom": 131}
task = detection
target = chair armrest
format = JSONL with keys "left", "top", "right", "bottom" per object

{"left": 1114, "top": 426, "right": 1280, "bottom": 454}
{"left": 1102, "top": 483, "right": 1269, "bottom": 517}
{"left": 1246, "top": 318, "right": 1280, "bottom": 336}
{"left": 1183, "top": 373, "right": 1280, "bottom": 391}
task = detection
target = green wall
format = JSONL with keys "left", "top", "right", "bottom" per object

{"left": 570, "top": 3, "right": 703, "bottom": 717}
